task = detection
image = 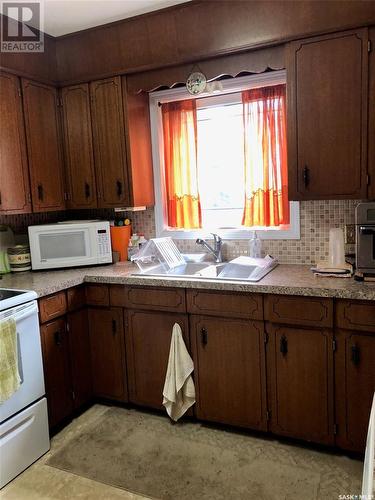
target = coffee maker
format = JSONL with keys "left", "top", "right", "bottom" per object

{"left": 355, "top": 202, "right": 375, "bottom": 278}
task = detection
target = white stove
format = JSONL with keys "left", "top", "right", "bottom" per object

{"left": 0, "top": 288, "right": 50, "bottom": 489}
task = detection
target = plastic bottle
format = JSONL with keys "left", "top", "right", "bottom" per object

{"left": 248, "top": 231, "right": 262, "bottom": 258}
{"left": 138, "top": 234, "right": 147, "bottom": 248}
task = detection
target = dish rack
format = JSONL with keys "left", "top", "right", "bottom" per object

{"left": 131, "top": 237, "right": 185, "bottom": 273}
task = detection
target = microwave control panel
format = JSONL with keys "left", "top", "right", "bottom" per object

{"left": 97, "top": 228, "right": 111, "bottom": 257}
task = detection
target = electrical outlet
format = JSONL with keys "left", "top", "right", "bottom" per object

{"left": 344, "top": 224, "right": 355, "bottom": 245}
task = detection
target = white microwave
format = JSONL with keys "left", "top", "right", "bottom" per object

{"left": 28, "top": 221, "right": 112, "bottom": 270}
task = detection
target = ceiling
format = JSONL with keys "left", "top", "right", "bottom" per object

{"left": 2, "top": 0, "right": 191, "bottom": 37}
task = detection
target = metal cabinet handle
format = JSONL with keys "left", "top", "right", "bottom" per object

{"left": 116, "top": 180, "right": 122, "bottom": 197}
{"left": 201, "top": 327, "right": 208, "bottom": 346}
{"left": 37, "top": 184, "right": 44, "bottom": 201}
{"left": 303, "top": 166, "right": 310, "bottom": 188}
{"left": 54, "top": 330, "right": 62, "bottom": 346}
{"left": 280, "top": 335, "right": 288, "bottom": 356}
{"left": 351, "top": 344, "right": 360, "bottom": 366}
{"left": 112, "top": 319, "right": 117, "bottom": 335}
{"left": 84, "top": 182, "right": 90, "bottom": 199}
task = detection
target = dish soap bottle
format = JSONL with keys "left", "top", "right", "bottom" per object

{"left": 249, "top": 231, "right": 262, "bottom": 258}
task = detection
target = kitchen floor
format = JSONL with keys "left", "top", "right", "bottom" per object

{"left": 1, "top": 404, "right": 363, "bottom": 500}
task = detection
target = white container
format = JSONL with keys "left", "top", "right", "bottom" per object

{"left": 328, "top": 228, "right": 346, "bottom": 268}
{"left": 249, "top": 231, "right": 262, "bottom": 258}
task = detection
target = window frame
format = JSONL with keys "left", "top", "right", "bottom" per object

{"left": 149, "top": 70, "right": 300, "bottom": 240}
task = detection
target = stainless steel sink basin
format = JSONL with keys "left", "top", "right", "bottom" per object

{"left": 133, "top": 260, "right": 278, "bottom": 282}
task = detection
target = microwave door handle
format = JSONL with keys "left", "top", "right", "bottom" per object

{"left": 360, "top": 227, "right": 375, "bottom": 235}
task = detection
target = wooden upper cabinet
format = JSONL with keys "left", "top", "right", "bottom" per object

{"left": 90, "top": 77, "right": 130, "bottom": 208}
{"left": 61, "top": 84, "right": 97, "bottom": 209}
{"left": 21, "top": 79, "right": 65, "bottom": 211}
{"left": 0, "top": 73, "right": 31, "bottom": 214}
{"left": 122, "top": 77, "right": 154, "bottom": 207}
{"left": 368, "top": 27, "right": 375, "bottom": 199}
{"left": 287, "top": 29, "right": 368, "bottom": 200}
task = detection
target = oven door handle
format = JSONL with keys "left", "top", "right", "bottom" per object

{"left": 360, "top": 226, "right": 375, "bottom": 236}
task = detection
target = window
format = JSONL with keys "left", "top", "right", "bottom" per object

{"left": 150, "top": 71, "right": 300, "bottom": 240}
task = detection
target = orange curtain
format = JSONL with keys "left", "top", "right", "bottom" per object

{"left": 161, "top": 99, "right": 202, "bottom": 229}
{"left": 242, "top": 84, "right": 289, "bottom": 227}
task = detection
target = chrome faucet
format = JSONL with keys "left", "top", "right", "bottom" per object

{"left": 196, "top": 233, "right": 223, "bottom": 263}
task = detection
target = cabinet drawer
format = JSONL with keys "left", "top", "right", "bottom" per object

{"left": 187, "top": 290, "right": 263, "bottom": 319}
{"left": 39, "top": 291, "right": 67, "bottom": 323}
{"left": 110, "top": 285, "right": 186, "bottom": 313}
{"left": 67, "top": 286, "right": 86, "bottom": 312}
{"left": 85, "top": 284, "right": 109, "bottom": 306}
{"left": 265, "top": 295, "right": 333, "bottom": 327}
{"left": 336, "top": 300, "right": 375, "bottom": 332}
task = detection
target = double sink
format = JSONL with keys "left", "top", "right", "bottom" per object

{"left": 134, "top": 260, "right": 278, "bottom": 282}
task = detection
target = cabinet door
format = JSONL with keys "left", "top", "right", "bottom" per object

{"left": 41, "top": 318, "right": 73, "bottom": 428}
{"left": 22, "top": 79, "right": 65, "bottom": 211}
{"left": 335, "top": 330, "right": 375, "bottom": 452}
{"left": 191, "top": 315, "right": 267, "bottom": 430}
{"left": 121, "top": 76, "right": 154, "bottom": 207}
{"left": 88, "top": 307, "right": 127, "bottom": 401}
{"left": 125, "top": 310, "right": 189, "bottom": 410}
{"left": 90, "top": 77, "right": 129, "bottom": 207}
{"left": 61, "top": 84, "right": 97, "bottom": 208}
{"left": 268, "top": 324, "right": 334, "bottom": 444}
{"left": 67, "top": 309, "right": 92, "bottom": 409}
{"left": 0, "top": 73, "right": 31, "bottom": 214}
{"left": 287, "top": 29, "right": 368, "bottom": 200}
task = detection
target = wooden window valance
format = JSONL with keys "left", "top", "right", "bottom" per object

{"left": 126, "top": 44, "right": 285, "bottom": 94}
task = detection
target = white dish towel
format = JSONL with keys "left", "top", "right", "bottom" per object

{"left": 162, "top": 323, "right": 195, "bottom": 422}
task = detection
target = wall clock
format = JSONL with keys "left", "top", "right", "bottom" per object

{"left": 186, "top": 71, "right": 207, "bottom": 95}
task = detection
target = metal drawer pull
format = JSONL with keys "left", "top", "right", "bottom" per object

{"left": 84, "top": 182, "right": 90, "bottom": 199}
{"left": 303, "top": 165, "right": 310, "bottom": 187}
{"left": 351, "top": 344, "right": 360, "bottom": 366}
{"left": 116, "top": 180, "right": 122, "bottom": 197}
{"left": 112, "top": 319, "right": 117, "bottom": 335}
{"left": 201, "top": 327, "right": 208, "bottom": 346}
{"left": 37, "top": 184, "right": 44, "bottom": 201}
{"left": 54, "top": 330, "right": 62, "bottom": 346}
{"left": 280, "top": 335, "right": 288, "bottom": 356}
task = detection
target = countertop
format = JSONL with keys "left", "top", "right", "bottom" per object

{"left": 1, "top": 262, "right": 375, "bottom": 301}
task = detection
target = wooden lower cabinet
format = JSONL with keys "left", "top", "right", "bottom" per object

{"left": 88, "top": 307, "right": 127, "bottom": 402}
{"left": 335, "top": 330, "right": 375, "bottom": 452}
{"left": 41, "top": 318, "right": 73, "bottom": 428}
{"left": 191, "top": 315, "right": 267, "bottom": 430}
{"left": 267, "top": 324, "right": 334, "bottom": 445}
{"left": 125, "top": 310, "right": 189, "bottom": 410}
{"left": 67, "top": 309, "right": 92, "bottom": 409}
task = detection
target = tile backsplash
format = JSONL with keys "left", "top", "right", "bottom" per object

{"left": 0, "top": 200, "right": 359, "bottom": 265}
{"left": 127, "top": 200, "right": 359, "bottom": 265}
